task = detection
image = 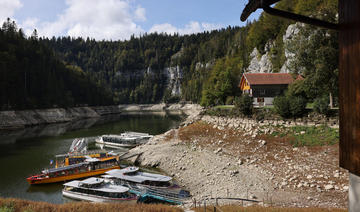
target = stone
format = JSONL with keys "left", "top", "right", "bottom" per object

{"left": 214, "top": 148, "right": 222, "bottom": 154}
{"left": 258, "top": 140, "right": 267, "bottom": 145}
{"left": 306, "top": 175, "right": 313, "bottom": 179}
{"left": 324, "top": 184, "right": 334, "bottom": 190}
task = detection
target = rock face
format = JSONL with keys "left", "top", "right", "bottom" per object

{"left": 247, "top": 47, "right": 273, "bottom": 73}
{"left": 281, "top": 23, "right": 301, "bottom": 73}
{"left": 246, "top": 23, "right": 305, "bottom": 74}
{"left": 117, "top": 65, "right": 183, "bottom": 97}
{"left": 165, "top": 66, "right": 182, "bottom": 96}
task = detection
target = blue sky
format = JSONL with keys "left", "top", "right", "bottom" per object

{"left": 1, "top": 0, "right": 261, "bottom": 40}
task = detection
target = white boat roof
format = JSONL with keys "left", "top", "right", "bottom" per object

{"left": 85, "top": 158, "right": 100, "bottom": 162}
{"left": 81, "top": 177, "right": 104, "bottom": 185}
{"left": 42, "top": 162, "right": 85, "bottom": 174}
{"left": 63, "top": 178, "right": 129, "bottom": 193}
{"left": 105, "top": 168, "right": 172, "bottom": 183}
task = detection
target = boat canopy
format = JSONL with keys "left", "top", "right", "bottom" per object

{"left": 105, "top": 168, "right": 172, "bottom": 183}
{"left": 42, "top": 162, "right": 85, "bottom": 174}
{"left": 80, "top": 177, "right": 104, "bottom": 185}
{"left": 63, "top": 178, "right": 129, "bottom": 193}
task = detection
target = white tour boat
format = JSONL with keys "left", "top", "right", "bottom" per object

{"left": 62, "top": 177, "right": 137, "bottom": 203}
{"left": 95, "top": 132, "right": 153, "bottom": 148}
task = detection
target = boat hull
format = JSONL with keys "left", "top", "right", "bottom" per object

{"left": 27, "top": 166, "right": 119, "bottom": 185}
{"left": 62, "top": 190, "right": 137, "bottom": 203}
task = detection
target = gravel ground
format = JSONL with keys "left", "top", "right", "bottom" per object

{"left": 127, "top": 113, "right": 347, "bottom": 209}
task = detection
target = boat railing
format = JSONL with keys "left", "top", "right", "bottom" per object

{"left": 56, "top": 149, "right": 107, "bottom": 158}
{"left": 127, "top": 184, "right": 189, "bottom": 204}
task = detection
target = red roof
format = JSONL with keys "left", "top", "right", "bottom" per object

{"left": 243, "top": 73, "right": 295, "bottom": 85}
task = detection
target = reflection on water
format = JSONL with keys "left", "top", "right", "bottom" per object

{"left": 0, "top": 112, "right": 185, "bottom": 203}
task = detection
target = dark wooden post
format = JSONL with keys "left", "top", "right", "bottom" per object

{"left": 339, "top": 0, "right": 360, "bottom": 177}
{"left": 339, "top": 0, "right": 360, "bottom": 211}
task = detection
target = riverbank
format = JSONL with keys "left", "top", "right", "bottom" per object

{"left": 128, "top": 111, "right": 346, "bottom": 209}
{"left": 0, "top": 104, "right": 202, "bottom": 130}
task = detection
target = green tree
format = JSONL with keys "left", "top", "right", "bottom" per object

{"left": 235, "top": 94, "right": 253, "bottom": 116}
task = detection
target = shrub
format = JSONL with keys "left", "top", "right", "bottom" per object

{"left": 289, "top": 96, "right": 307, "bottom": 117}
{"left": 274, "top": 96, "right": 291, "bottom": 118}
{"left": 225, "top": 96, "right": 234, "bottom": 105}
{"left": 235, "top": 94, "right": 253, "bottom": 116}
{"left": 314, "top": 95, "right": 330, "bottom": 115}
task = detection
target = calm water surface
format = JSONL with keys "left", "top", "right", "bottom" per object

{"left": 0, "top": 112, "right": 185, "bottom": 203}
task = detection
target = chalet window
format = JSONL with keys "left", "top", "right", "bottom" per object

{"left": 260, "top": 90, "right": 266, "bottom": 95}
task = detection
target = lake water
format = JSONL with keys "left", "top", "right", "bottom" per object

{"left": 0, "top": 112, "right": 185, "bottom": 203}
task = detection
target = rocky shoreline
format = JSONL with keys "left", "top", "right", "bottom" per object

{"left": 128, "top": 107, "right": 346, "bottom": 209}
{"left": 0, "top": 104, "right": 201, "bottom": 130}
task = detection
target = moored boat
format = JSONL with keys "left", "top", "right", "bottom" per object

{"left": 106, "top": 166, "right": 174, "bottom": 188}
{"left": 62, "top": 177, "right": 137, "bottom": 203}
{"left": 96, "top": 132, "right": 153, "bottom": 148}
{"left": 105, "top": 166, "right": 190, "bottom": 205}
{"left": 27, "top": 156, "right": 120, "bottom": 185}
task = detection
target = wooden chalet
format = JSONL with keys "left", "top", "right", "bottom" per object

{"left": 239, "top": 73, "right": 299, "bottom": 106}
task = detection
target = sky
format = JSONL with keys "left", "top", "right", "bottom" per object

{"left": 0, "top": 0, "right": 262, "bottom": 41}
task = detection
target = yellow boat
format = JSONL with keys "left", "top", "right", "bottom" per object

{"left": 27, "top": 156, "right": 120, "bottom": 185}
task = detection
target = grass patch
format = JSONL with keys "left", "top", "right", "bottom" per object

{"left": 0, "top": 206, "right": 14, "bottom": 212}
{"left": 193, "top": 205, "right": 346, "bottom": 212}
{"left": 288, "top": 125, "right": 339, "bottom": 147}
{"left": 0, "top": 198, "right": 183, "bottom": 212}
{"left": 213, "top": 105, "right": 235, "bottom": 109}
{"left": 203, "top": 107, "right": 236, "bottom": 117}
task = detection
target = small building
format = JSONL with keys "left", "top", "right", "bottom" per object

{"left": 239, "top": 73, "right": 298, "bottom": 106}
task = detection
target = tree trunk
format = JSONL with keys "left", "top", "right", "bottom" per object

{"left": 329, "top": 92, "right": 333, "bottom": 109}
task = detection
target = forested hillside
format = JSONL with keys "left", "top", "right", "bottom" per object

{"left": 0, "top": 0, "right": 338, "bottom": 110}
{"left": 0, "top": 19, "right": 113, "bottom": 110}
{"left": 42, "top": 27, "right": 249, "bottom": 104}
{"left": 42, "top": 0, "right": 337, "bottom": 107}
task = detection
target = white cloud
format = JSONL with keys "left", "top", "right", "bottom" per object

{"left": 21, "top": 0, "right": 145, "bottom": 40}
{"left": 0, "top": 0, "right": 22, "bottom": 23}
{"left": 21, "top": 17, "right": 39, "bottom": 35}
{"left": 134, "top": 6, "right": 146, "bottom": 22}
{"left": 149, "top": 21, "right": 223, "bottom": 35}
{"left": 149, "top": 23, "right": 178, "bottom": 34}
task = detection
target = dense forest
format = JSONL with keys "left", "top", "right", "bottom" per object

{"left": 0, "top": 19, "right": 113, "bottom": 110}
{"left": 0, "top": 0, "right": 338, "bottom": 110}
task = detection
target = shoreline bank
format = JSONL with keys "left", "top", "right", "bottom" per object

{"left": 0, "top": 104, "right": 202, "bottom": 130}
